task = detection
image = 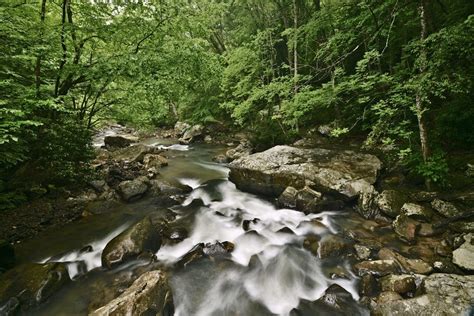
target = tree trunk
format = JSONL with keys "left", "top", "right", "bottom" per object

{"left": 34, "top": 0, "right": 47, "bottom": 98}
{"left": 416, "top": 0, "right": 432, "bottom": 189}
{"left": 293, "top": 0, "right": 298, "bottom": 92}
{"left": 55, "top": 0, "right": 68, "bottom": 97}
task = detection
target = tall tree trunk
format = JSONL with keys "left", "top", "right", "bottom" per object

{"left": 34, "top": 0, "right": 47, "bottom": 98}
{"left": 55, "top": 0, "right": 68, "bottom": 97}
{"left": 416, "top": 0, "right": 432, "bottom": 189}
{"left": 293, "top": 0, "right": 298, "bottom": 93}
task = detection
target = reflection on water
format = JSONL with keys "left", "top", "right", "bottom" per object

{"left": 16, "top": 137, "right": 368, "bottom": 316}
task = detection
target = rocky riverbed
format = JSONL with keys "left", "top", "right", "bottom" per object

{"left": 1, "top": 123, "right": 473, "bottom": 315}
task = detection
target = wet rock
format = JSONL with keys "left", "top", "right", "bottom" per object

{"left": 431, "top": 199, "right": 463, "bottom": 217}
{"left": 213, "top": 154, "right": 229, "bottom": 164}
{"left": 0, "top": 263, "right": 69, "bottom": 311}
{"left": 376, "top": 190, "right": 408, "bottom": 218}
{"left": 203, "top": 241, "right": 231, "bottom": 257}
{"left": 452, "top": 233, "right": 474, "bottom": 271}
{"left": 179, "top": 124, "right": 204, "bottom": 144}
{"left": 110, "top": 144, "right": 161, "bottom": 163}
{"left": 318, "top": 235, "right": 352, "bottom": 259}
{"left": 303, "top": 235, "right": 320, "bottom": 256}
{"left": 380, "top": 275, "right": 416, "bottom": 295}
{"left": 400, "top": 203, "right": 432, "bottom": 222}
{"left": 0, "top": 240, "right": 15, "bottom": 272}
{"left": 278, "top": 186, "right": 299, "bottom": 209}
{"left": 226, "top": 141, "right": 253, "bottom": 161}
{"left": 354, "top": 245, "right": 372, "bottom": 260}
{"left": 357, "top": 191, "right": 380, "bottom": 219}
{"left": 378, "top": 248, "right": 432, "bottom": 274}
{"left": 392, "top": 215, "right": 420, "bottom": 243}
{"left": 375, "top": 291, "right": 403, "bottom": 304}
{"left": 89, "top": 180, "right": 108, "bottom": 193}
{"left": 0, "top": 297, "right": 19, "bottom": 315}
{"left": 101, "top": 217, "right": 161, "bottom": 269}
{"left": 104, "top": 135, "right": 138, "bottom": 148}
{"left": 162, "top": 226, "right": 188, "bottom": 243}
{"left": 359, "top": 273, "right": 380, "bottom": 297}
{"left": 313, "top": 284, "right": 366, "bottom": 315}
{"left": 354, "top": 260, "right": 399, "bottom": 277}
{"left": 371, "top": 274, "right": 474, "bottom": 316}
{"left": 174, "top": 121, "right": 191, "bottom": 137}
{"left": 296, "top": 186, "right": 323, "bottom": 212}
{"left": 176, "top": 244, "right": 205, "bottom": 267}
{"left": 229, "top": 145, "right": 381, "bottom": 199}
{"left": 143, "top": 154, "right": 168, "bottom": 170}
{"left": 117, "top": 176, "right": 149, "bottom": 202}
{"left": 89, "top": 270, "right": 173, "bottom": 316}
{"left": 433, "top": 259, "right": 464, "bottom": 274}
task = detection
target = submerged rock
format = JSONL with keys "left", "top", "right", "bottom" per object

{"left": 229, "top": 145, "right": 381, "bottom": 199}
{"left": 101, "top": 217, "right": 161, "bottom": 269}
{"left": 0, "top": 263, "right": 69, "bottom": 312}
{"left": 89, "top": 270, "right": 173, "bottom": 316}
{"left": 371, "top": 274, "right": 474, "bottom": 315}
{"left": 452, "top": 233, "right": 474, "bottom": 271}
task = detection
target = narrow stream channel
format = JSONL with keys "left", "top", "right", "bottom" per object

{"left": 15, "top": 138, "right": 370, "bottom": 315}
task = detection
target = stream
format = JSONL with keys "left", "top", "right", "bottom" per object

{"left": 15, "top": 137, "right": 370, "bottom": 315}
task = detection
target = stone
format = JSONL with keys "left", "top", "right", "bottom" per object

{"left": 89, "top": 270, "right": 173, "bottom": 316}
{"left": 104, "top": 135, "right": 138, "bottom": 148}
{"left": 393, "top": 215, "right": 420, "bottom": 243}
{"left": 380, "top": 275, "right": 416, "bottom": 295}
{"left": 213, "top": 154, "right": 229, "bottom": 164}
{"left": 452, "top": 233, "right": 474, "bottom": 271}
{"left": 354, "top": 244, "right": 372, "bottom": 260}
{"left": 378, "top": 248, "right": 432, "bottom": 274}
{"left": 143, "top": 154, "right": 168, "bottom": 170}
{"left": 296, "top": 186, "right": 323, "bottom": 212}
{"left": 89, "top": 180, "right": 108, "bottom": 193}
{"left": 204, "top": 135, "right": 213, "bottom": 143}
{"left": 400, "top": 203, "right": 432, "bottom": 222}
{"left": 359, "top": 273, "right": 380, "bottom": 297}
{"left": 101, "top": 217, "right": 161, "bottom": 269}
{"left": 431, "top": 199, "right": 463, "bottom": 217}
{"left": 318, "top": 235, "right": 352, "bottom": 259}
{"left": 417, "top": 223, "right": 436, "bottom": 237}
{"left": 357, "top": 191, "right": 380, "bottom": 219}
{"left": 449, "top": 220, "right": 474, "bottom": 233}
{"left": 303, "top": 235, "right": 320, "bottom": 256}
{"left": 278, "top": 186, "right": 299, "bottom": 209}
{"left": 179, "top": 124, "right": 204, "bottom": 144}
{"left": 174, "top": 121, "right": 191, "bottom": 137}
{"left": 375, "top": 291, "right": 403, "bottom": 304}
{"left": 371, "top": 274, "right": 474, "bottom": 316}
{"left": 0, "top": 240, "right": 15, "bottom": 272}
{"left": 0, "top": 263, "right": 69, "bottom": 311}
{"left": 117, "top": 176, "right": 149, "bottom": 202}
{"left": 376, "top": 190, "right": 408, "bottom": 218}
{"left": 203, "top": 242, "right": 232, "bottom": 257}
{"left": 176, "top": 244, "right": 205, "bottom": 267}
{"left": 226, "top": 141, "right": 253, "bottom": 161}
{"left": 353, "top": 260, "right": 400, "bottom": 277}
{"left": 229, "top": 145, "right": 382, "bottom": 199}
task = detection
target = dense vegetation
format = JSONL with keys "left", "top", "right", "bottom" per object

{"left": 1, "top": 0, "right": 473, "bottom": 208}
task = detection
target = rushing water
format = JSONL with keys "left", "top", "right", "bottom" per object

{"left": 15, "top": 137, "right": 369, "bottom": 315}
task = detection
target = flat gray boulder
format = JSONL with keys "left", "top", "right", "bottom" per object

{"left": 228, "top": 145, "right": 382, "bottom": 199}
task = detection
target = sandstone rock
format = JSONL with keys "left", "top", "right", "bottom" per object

{"left": 452, "top": 233, "right": 474, "bottom": 271}
{"left": 376, "top": 190, "right": 408, "bottom": 218}
{"left": 380, "top": 275, "right": 416, "bottom": 295}
{"left": 101, "top": 217, "right": 161, "bottom": 269}
{"left": 393, "top": 215, "right": 420, "bottom": 243}
{"left": 431, "top": 199, "right": 463, "bottom": 217}
{"left": 179, "top": 124, "right": 204, "bottom": 144}
{"left": 0, "top": 263, "right": 69, "bottom": 311}
{"left": 89, "top": 270, "right": 173, "bottom": 316}
{"left": 117, "top": 176, "right": 149, "bottom": 202}
{"left": 354, "top": 260, "right": 400, "bottom": 277}
{"left": 378, "top": 248, "right": 432, "bottom": 274}
{"left": 229, "top": 145, "right": 381, "bottom": 199}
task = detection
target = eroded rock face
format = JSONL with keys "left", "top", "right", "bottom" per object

{"left": 229, "top": 145, "right": 382, "bottom": 199}
{"left": 101, "top": 217, "right": 161, "bottom": 269}
{"left": 371, "top": 274, "right": 474, "bottom": 316}
{"left": 452, "top": 233, "right": 474, "bottom": 271}
{"left": 0, "top": 263, "right": 69, "bottom": 313}
{"left": 89, "top": 270, "right": 173, "bottom": 316}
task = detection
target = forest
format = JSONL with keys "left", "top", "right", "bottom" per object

{"left": 1, "top": 0, "right": 474, "bottom": 315}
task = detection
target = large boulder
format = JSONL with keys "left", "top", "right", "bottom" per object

{"left": 452, "top": 233, "right": 474, "bottom": 271}
{"left": 179, "top": 124, "right": 204, "bottom": 144}
{"left": 0, "top": 263, "right": 69, "bottom": 313}
{"left": 318, "top": 235, "right": 353, "bottom": 259}
{"left": 226, "top": 141, "right": 253, "bottom": 161}
{"left": 431, "top": 199, "right": 463, "bottom": 217}
{"left": 104, "top": 135, "right": 138, "bottom": 148}
{"left": 101, "top": 217, "right": 161, "bottom": 269}
{"left": 376, "top": 190, "right": 408, "bottom": 218}
{"left": 371, "top": 274, "right": 474, "bottom": 315}
{"left": 400, "top": 203, "right": 432, "bottom": 222}
{"left": 117, "top": 176, "right": 149, "bottom": 202}
{"left": 89, "top": 270, "right": 173, "bottom": 316}
{"left": 110, "top": 144, "right": 161, "bottom": 163}
{"left": 228, "top": 145, "right": 382, "bottom": 199}
{"left": 174, "top": 121, "right": 191, "bottom": 137}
